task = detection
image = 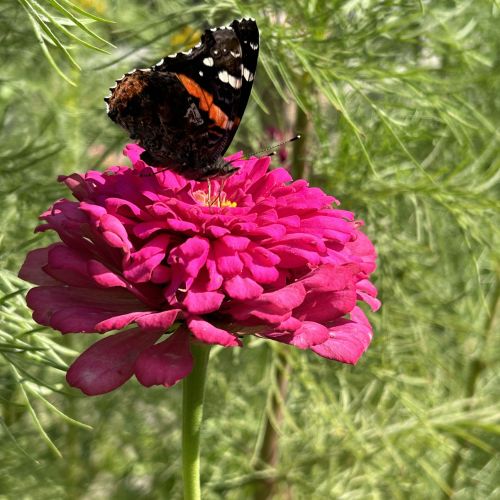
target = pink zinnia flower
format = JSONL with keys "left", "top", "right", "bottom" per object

{"left": 19, "top": 144, "right": 380, "bottom": 395}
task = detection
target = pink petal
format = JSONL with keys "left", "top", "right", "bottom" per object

{"left": 60, "top": 173, "right": 95, "bottom": 200}
{"left": 187, "top": 317, "right": 241, "bottom": 347}
{"left": 265, "top": 321, "right": 329, "bottom": 349}
{"left": 135, "top": 309, "right": 180, "bottom": 329}
{"left": 254, "top": 224, "right": 287, "bottom": 239}
{"left": 224, "top": 274, "right": 263, "bottom": 300}
{"left": 95, "top": 311, "right": 150, "bottom": 332}
{"left": 205, "top": 225, "right": 230, "bottom": 238}
{"left": 45, "top": 245, "right": 95, "bottom": 287}
{"left": 357, "top": 291, "right": 382, "bottom": 312}
{"left": 183, "top": 290, "right": 224, "bottom": 315}
{"left": 300, "top": 264, "right": 358, "bottom": 291}
{"left": 133, "top": 220, "right": 171, "bottom": 239}
{"left": 214, "top": 239, "right": 243, "bottom": 277}
{"left": 290, "top": 321, "right": 330, "bottom": 348}
{"left": 228, "top": 282, "right": 306, "bottom": 324}
{"left": 292, "top": 264, "right": 359, "bottom": 322}
{"left": 66, "top": 328, "right": 162, "bottom": 395}
{"left": 240, "top": 247, "right": 280, "bottom": 284}
{"left": 124, "top": 234, "right": 170, "bottom": 283}
{"left": 220, "top": 235, "right": 250, "bottom": 251}
{"left": 88, "top": 259, "right": 129, "bottom": 288}
{"left": 168, "top": 236, "right": 210, "bottom": 278}
{"left": 26, "top": 286, "right": 145, "bottom": 333}
{"left": 293, "top": 289, "right": 357, "bottom": 323}
{"left": 205, "top": 255, "right": 224, "bottom": 291}
{"left": 271, "top": 245, "right": 321, "bottom": 267}
{"left": 105, "top": 197, "right": 144, "bottom": 219}
{"left": 346, "top": 231, "right": 377, "bottom": 273}
{"left": 98, "top": 214, "right": 132, "bottom": 251}
{"left": 135, "top": 327, "right": 193, "bottom": 387}
{"left": 19, "top": 245, "right": 61, "bottom": 286}
{"left": 150, "top": 265, "right": 171, "bottom": 284}
{"left": 311, "top": 318, "right": 373, "bottom": 364}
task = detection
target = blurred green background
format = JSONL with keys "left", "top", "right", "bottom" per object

{"left": 1, "top": 0, "right": 499, "bottom": 498}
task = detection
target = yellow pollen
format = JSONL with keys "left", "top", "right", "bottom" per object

{"left": 192, "top": 189, "right": 237, "bottom": 208}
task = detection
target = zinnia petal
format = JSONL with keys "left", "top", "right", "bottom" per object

{"left": 187, "top": 317, "right": 241, "bottom": 347}
{"left": 311, "top": 315, "right": 373, "bottom": 364}
{"left": 134, "top": 327, "right": 193, "bottom": 387}
{"left": 66, "top": 328, "right": 163, "bottom": 395}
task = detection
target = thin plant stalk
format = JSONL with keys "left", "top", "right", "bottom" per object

{"left": 443, "top": 265, "right": 499, "bottom": 498}
{"left": 182, "top": 341, "right": 211, "bottom": 500}
{"left": 252, "top": 347, "right": 292, "bottom": 500}
{"left": 253, "top": 102, "right": 311, "bottom": 499}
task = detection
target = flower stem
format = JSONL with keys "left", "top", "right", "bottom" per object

{"left": 182, "top": 342, "right": 211, "bottom": 500}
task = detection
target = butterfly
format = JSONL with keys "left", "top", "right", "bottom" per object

{"left": 105, "top": 18, "right": 259, "bottom": 180}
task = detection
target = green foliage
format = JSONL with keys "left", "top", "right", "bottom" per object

{"left": 0, "top": 0, "right": 499, "bottom": 498}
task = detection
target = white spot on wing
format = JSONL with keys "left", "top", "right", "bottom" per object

{"left": 203, "top": 57, "right": 214, "bottom": 66}
{"left": 228, "top": 74, "right": 242, "bottom": 89}
{"left": 250, "top": 42, "right": 258, "bottom": 50}
{"left": 211, "top": 25, "right": 233, "bottom": 31}
{"left": 218, "top": 70, "right": 242, "bottom": 89}
{"left": 218, "top": 70, "right": 229, "bottom": 83}
{"left": 242, "top": 67, "right": 254, "bottom": 81}
{"left": 199, "top": 70, "right": 203, "bottom": 76}
{"left": 155, "top": 58, "right": 165, "bottom": 67}
{"left": 230, "top": 50, "right": 241, "bottom": 58}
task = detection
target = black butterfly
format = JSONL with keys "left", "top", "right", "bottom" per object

{"left": 105, "top": 18, "right": 259, "bottom": 180}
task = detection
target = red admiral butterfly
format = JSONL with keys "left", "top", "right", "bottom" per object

{"left": 105, "top": 18, "right": 259, "bottom": 180}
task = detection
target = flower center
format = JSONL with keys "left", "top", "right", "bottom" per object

{"left": 192, "top": 189, "right": 237, "bottom": 208}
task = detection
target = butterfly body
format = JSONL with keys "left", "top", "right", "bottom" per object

{"left": 105, "top": 19, "right": 259, "bottom": 180}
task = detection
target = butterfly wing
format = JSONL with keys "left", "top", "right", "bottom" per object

{"left": 105, "top": 18, "right": 259, "bottom": 178}
{"left": 154, "top": 18, "right": 259, "bottom": 161}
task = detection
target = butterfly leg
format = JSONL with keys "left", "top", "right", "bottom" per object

{"left": 207, "top": 178, "right": 212, "bottom": 205}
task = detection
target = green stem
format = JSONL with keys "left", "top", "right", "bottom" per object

{"left": 291, "top": 104, "right": 311, "bottom": 180}
{"left": 252, "top": 99, "right": 311, "bottom": 499}
{"left": 442, "top": 265, "right": 499, "bottom": 498}
{"left": 252, "top": 347, "right": 291, "bottom": 500}
{"left": 182, "top": 342, "right": 211, "bottom": 500}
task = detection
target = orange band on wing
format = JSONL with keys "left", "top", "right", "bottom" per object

{"left": 177, "top": 73, "right": 230, "bottom": 129}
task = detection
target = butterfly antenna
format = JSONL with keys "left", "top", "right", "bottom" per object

{"left": 139, "top": 167, "right": 170, "bottom": 178}
{"left": 252, "top": 133, "right": 301, "bottom": 157}
{"left": 227, "top": 134, "right": 301, "bottom": 165}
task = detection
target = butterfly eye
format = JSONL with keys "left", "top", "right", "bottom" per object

{"left": 211, "top": 48, "right": 220, "bottom": 57}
